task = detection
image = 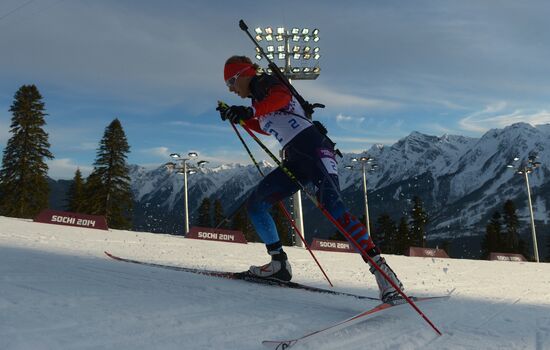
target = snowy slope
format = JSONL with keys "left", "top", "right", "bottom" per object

{"left": 1, "top": 216, "right": 550, "bottom": 350}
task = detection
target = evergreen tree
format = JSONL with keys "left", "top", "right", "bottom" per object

{"left": 410, "top": 196, "right": 429, "bottom": 247}
{"left": 86, "top": 119, "right": 132, "bottom": 229}
{"left": 396, "top": 216, "right": 411, "bottom": 255}
{"left": 197, "top": 197, "right": 212, "bottom": 227}
{"left": 66, "top": 168, "right": 86, "bottom": 213}
{"left": 502, "top": 200, "right": 523, "bottom": 254}
{"left": 213, "top": 199, "right": 225, "bottom": 228}
{"left": 481, "top": 211, "right": 502, "bottom": 259}
{"left": 375, "top": 213, "right": 397, "bottom": 254}
{"left": 83, "top": 170, "right": 103, "bottom": 214}
{"left": 328, "top": 230, "right": 346, "bottom": 241}
{"left": 440, "top": 240, "right": 452, "bottom": 257}
{"left": 232, "top": 206, "right": 257, "bottom": 242}
{"left": 0, "top": 85, "right": 54, "bottom": 218}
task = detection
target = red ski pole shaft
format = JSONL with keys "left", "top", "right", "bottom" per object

{"left": 277, "top": 201, "right": 334, "bottom": 287}
{"left": 317, "top": 205, "right": 442, "bottom": 335}
{"left": 239, "top": 122, "right": 442, "bottom": 336}
{"left": 228, "top": 121, "right": 334, "bottom": 287}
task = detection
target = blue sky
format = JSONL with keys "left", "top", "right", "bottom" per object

{"left": 1, "top": 0, "right": 550, "bottom": 179}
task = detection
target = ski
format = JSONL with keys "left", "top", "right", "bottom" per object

{"left": 104, "top": 251, "right": 377, "bottom": 300}
{"left": 262, "top": 294, "right": 450, "bottom": 349}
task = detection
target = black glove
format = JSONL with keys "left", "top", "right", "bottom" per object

{"left": 216, "top": 103, "right": 228, "bottom": 120}
{"left": 222, "top": 105, "right": 254, "bottom": 123}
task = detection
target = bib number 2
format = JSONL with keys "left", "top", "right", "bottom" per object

{"left": 318, "top": 148, "right": 338, "bottom": 175}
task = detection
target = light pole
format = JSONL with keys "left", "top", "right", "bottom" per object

{"left": 507, "top": 154, "right": 542, "bottom": 262}
{"left": 344, "top": 156, "right": 377, "bottom": 235}
{"left": 165, "top": 152, "right": 208, "bottom": 235}
{"left": 253, "top": 25, "right": 321, "bottom": 246}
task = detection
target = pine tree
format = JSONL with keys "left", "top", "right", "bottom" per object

{"left": 410, "top": 196, "right": 429, "bottom": 247}
{"left": 197, "top": 197, "right": 212, "bottom": 227}
{"left": 86, "top": 119, "right": 132, "bottom": 229}
{"left": 232, "top": 205, "right": 257, "bottom": 242}
{"left": 0, "top": 85, "right": 54, "bottom": 218}
{"left": 502, "top": 200, "right": 523, "bottom": 253}
{"left": 328, "top": 230, "right": 346, "bottom": 241}
{"left": 213, "top": 199, "right": 225, "bottom": 228}
{"left": 83, "top": 170, "right": 104, "bottom": 215}
{"left": 440, "top": 240, "right": 452, "bottom": 257}
{"left": 396, "top": 217, "right": 411, "bottom": 255}
{"left": 375, "top": 213, "right": 397, "bottom": 254}
{"left": 66, "top": 168, "right": 86, "bottom": 213}
{"left": 481, "top": 211, "right": 502, "bottom": 259}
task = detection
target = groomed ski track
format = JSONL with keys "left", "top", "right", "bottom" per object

{"left": 1, "top": 216, "right": 550, "bottom": 349}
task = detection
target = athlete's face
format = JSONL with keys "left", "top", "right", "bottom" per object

{"left": 228, "top": 75, "right": 252, "bottom": 99}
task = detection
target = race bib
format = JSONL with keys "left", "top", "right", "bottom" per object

{"left": 318, "top": 148, "right": 338, "bottom": 175}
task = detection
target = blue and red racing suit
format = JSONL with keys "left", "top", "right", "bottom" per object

{"left": 244, "top": 74, "right": 378, "bottom": 256}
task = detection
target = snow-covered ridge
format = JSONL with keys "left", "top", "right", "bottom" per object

{"left": 129, "top": 123, "right": 550, "bottom": 241}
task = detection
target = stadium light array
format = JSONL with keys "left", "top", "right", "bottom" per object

{"left": 252, "top": 25, "right": 321, "bottom": 80}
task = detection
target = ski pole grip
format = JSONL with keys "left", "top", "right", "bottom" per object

{"left": 239, "top": 20, "right": 248, "bottom": 31}
{"left": 217, "top": 100, "right": 229, "bottom": 111}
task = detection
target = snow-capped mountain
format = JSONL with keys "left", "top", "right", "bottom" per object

{"left": 128, "top": 122, "right": 549, "bottom": 258}
{"left": 130, "top": 161, "right": 272, "bottom": 234}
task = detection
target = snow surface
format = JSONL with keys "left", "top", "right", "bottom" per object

{"left": 1, "top": 216, "right": 550, "bottom": 350}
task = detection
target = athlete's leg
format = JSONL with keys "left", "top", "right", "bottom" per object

{"left": 313, "top": 149, "right": 404, "bottom": 302}
{"left": 246, "top": 167, "right": 299, "bottom": 281}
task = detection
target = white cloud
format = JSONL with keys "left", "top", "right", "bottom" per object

{"left": 423, "top": 123, "right": 457, "bottom": 135}
{"left": 75, "top": 142, "right": 98, "bottom": 151}
{"left": 167, "top": 121, "right": 228, "bottom": 133}
{"left": 196, "top": 149, "right": 254, "bottom": 166}
{"left": 459, "top": 102, "right": 550, "bottom": 133}
{"left": 140, "top": 146, "right": 170, "bottom": 158}
{"left": 0, "top": 119, "right": 10, "bottom": 144}
{"left": 333, "top": 135, "right": 399, "bottom": 145}
{"left": 336, "top": 114, "right": 365, "bottom": 123}
{"left": 47, "top": 158, "right": 93, "bottom": 180}
{"left": 301, "top": 83, "right": 401, "bottom": 110}
{"left": 335, "top": 113, "right": 367, "bottom": 132}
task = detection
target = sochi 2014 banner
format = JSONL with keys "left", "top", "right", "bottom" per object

{"left": 311, "top": 238, "right": 356, "bottom": 253}
{"left": 186, "top": 226, "right": 247, "bottom": 244}
{"left": 34, "top": 209, "right": 108, "bottom": 230}
{"left": 489, "top": 252, "right": 527, "bottom": 262}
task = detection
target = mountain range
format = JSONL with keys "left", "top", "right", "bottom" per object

{"left": 49, "top": 122, "right": 550, "bottom": 259}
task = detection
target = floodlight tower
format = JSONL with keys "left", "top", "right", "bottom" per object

{"left": 507, "top": 154, "right": 542, "bottom": 262}
{"left": 344, "top": 157, "right": 378, "bottom": 235}
{"left": 165, "top": 152, "right": 208, "bottom": 234}
{"left": 253, "top": 25, "right": 321, "bottom": 246}
{"left": 253, "top": 26, "right": 321, "bottom": 79}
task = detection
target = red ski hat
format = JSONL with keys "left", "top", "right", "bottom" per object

{"left": 224, "top": 62, "right": 256, "bottom": 82}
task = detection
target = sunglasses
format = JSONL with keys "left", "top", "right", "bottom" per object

{"left": 225, "top": 67, "right": 251, "bottom": 87}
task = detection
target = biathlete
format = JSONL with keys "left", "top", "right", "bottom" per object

{"left": 219, "top": 55, "right": 404, "bottom": 303}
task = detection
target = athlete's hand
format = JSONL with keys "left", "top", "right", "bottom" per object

{"left": 223, "top": 105, "right": 254, "bottom": 123}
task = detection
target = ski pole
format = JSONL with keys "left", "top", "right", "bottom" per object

{"left": 226, "top": 117, "right": 334, "bottom": 287}
{"left": 237, "top": 120, "right": 443, "bottom": 336}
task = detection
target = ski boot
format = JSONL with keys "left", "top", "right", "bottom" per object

{"left": 368, "top": 255, "right": 404, "bottom": 304}
{"left": 249, "top": 250, "right": 292, "bottom": 282}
